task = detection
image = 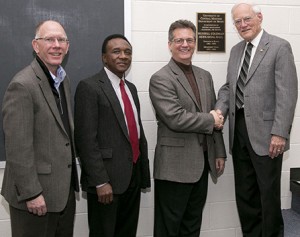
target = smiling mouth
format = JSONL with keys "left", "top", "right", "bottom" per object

{"left": 51, "top": 53, "right": 62, "bottom": 56}
{"left": 117, "top": 62, "right": 128, "bottom": 66}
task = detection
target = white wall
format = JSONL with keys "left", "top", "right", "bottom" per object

{"left": 1, "top": 0, "right": 300, "bottom": 236}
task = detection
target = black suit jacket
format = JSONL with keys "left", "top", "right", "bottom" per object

{"left": 74, "top": 69, "right": 150, "bottom": 194}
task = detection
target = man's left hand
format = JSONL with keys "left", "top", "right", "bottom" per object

{"left": 216, "top": 158, "right": 225, "bottom": 177}
{"left": 269, "top": 135, "right": 286, "bottom": 159}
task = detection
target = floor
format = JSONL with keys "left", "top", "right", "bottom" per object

{"left": 282, "top": 209, "right": 300, "bottom": 237}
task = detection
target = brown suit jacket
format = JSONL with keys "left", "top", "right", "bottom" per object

{"left": 1, "top": 59, "right": 78, "bottom": 212}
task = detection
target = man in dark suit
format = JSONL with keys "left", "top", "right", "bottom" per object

{"left": 215, "top": 3, "right": 298, "bottom": 236}
{"left": 1, "top": 20, "right": 79, "bottom": 237}
{"left": 149, "top": 20, "right": 226, "bottom": 237}
{"left": 74, "top": 34, "right": 151, "bottom": 237}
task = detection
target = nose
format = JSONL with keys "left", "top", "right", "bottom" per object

{"left": 119, "top": 51, "right": 128, "bottom": 58}
{"left": 53, "top": 39, "right": 60, "bottom": 47}
{"left": 181, "top": 39, "right": 189, "bottom": 46}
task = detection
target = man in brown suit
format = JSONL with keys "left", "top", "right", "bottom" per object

{"left": 1, "top": 20, "right": 79, "bottom": 237}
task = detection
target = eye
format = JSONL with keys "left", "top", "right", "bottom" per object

{"left": 124, "top": 50, "right": 132, "bottom": 55}
{"left": 186, "top": 38, "right": 195, "bottom": 44}
{"left": 57, "top": 38, "right": 68, "bottom": 43}
{"left": 234, "top": 19, "right": 242, "bottom": 25}
{"left": 112, "top": 50, "right": 120, "bottom": 54}
{"left": 174, "top": 38, "right": 184, "bottom": 44}
{"left": 45, "top": 37, "right": 55, "bottom": 43}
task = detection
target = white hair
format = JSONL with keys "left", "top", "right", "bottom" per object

{"left": 231, "top": 1, "right": 262, "bottom": 20}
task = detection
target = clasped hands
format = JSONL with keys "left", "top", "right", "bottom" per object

{"left": 210, "top": 109, "right": 224, "bottom": 130}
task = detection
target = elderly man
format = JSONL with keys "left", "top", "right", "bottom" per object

{"left": 216, "top": 3, "right": 298, "bottom": 236}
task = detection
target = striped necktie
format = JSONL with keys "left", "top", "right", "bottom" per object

{"left": 236, "top": 42, "right": 253, "bottom": 109}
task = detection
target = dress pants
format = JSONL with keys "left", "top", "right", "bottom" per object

{"left": 154, "top": 153, "right": 209, "bottom": 237}
{"left": 233, "top": 109, "right": 283, "bottom": 237}
{"left": 87, "top": 161, "right": 141, "bottom": 237}
{"left": 9, "top": 187, "right": 76, "bottom": 237}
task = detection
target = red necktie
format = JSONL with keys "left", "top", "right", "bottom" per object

{"left": 119, "top": 80, "right": 140, "bottom": 163}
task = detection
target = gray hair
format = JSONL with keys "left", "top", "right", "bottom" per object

{"left": 231, "top": 2, "right": 261, "bottom": 20}
{"left": 168, "top": 19, "right": 196, "bottom": 42}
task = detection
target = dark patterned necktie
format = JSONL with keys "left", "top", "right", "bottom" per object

{"left": 236, "top": 42, "right": 253, "bottom": 109}
{"left": 120, "top": 80, "right": 139, "bottom": 163}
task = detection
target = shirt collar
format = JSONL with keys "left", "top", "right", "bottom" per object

{"left": 50, "top": 65, "right": 66, "bottom": 91}
{"left": 104, "top": 67, "right": 125, "bottom": 87}
{"left": 249, "top": 29, "right": 264, "bottom": 48}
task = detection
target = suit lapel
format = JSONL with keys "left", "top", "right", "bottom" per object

{"left": 31, "top": 60, "right": 67, "bottom": 136}
{"left": 246, "top": 31, "right": 269, "bottom": 83}
{"left": 169, "top": 60, "right": 201, "bottom": 111}
{"left": 193, "top": 66, "right": 207, "bottom": 112}
{"left": 98, "top": 70, "right": 130, "bottom": 141}
{"left": 63, "top": 76, "right": 74, "bottom": 133}
{"left": 232, "top": 42, "right": 247, "bottom": 93}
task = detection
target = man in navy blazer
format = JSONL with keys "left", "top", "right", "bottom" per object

{"left": 216, "top": 3, "right": 298, "bottom": 236}
{"left": 74, "top": 34, "right": 151, "bottom": 237}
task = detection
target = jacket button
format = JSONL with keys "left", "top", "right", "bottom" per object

{"left": 68, "top": 164, "right": 72, "bottom": 168}
{"left": 66, "top": 143, "right": 70, "bottom": 146}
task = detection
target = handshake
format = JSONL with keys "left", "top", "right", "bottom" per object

{"left": 210, "top": 109, "right": 224, "bottom": 130}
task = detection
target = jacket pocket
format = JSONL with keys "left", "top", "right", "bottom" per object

{"left": 263, "top": 111, "right": 275, "bottom": 121}
{"left": 37, "top": 164, "right": 51, "bottom": 174}
{"left": 100, "top": 148, "right": 113, "bottom": 159}
{"left": 160, "top": 137, "right": 185, "bottom": 147}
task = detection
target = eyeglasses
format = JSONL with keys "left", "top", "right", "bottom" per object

{"left": 171, "top": 38, "right": 196, "bottom": 45}
{"left": 35, "top": 37, "right": 69, "bottom": 44}
{"left": 233, "top": 16, "right": 254, "bottom": 27}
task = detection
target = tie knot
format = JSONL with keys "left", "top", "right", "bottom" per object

{"left": 247, "top": 42, "right": 253, "bottom": 50}
{"left": 120, "top": 80, "right": 124, "bottom": 86}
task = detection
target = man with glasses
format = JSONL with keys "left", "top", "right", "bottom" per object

{"left": 1, "top": 20, "right": 79, "bottom": 236}
{"left": 215, "top": 3, "right": 297, "bottom": 236}
{"left": 149, "top": 19, "right": 226, "bottom": 237}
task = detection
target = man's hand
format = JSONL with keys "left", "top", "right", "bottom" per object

{"left": 210, "top": 110, "right": 224, "bottom": 130}
{"left": 26, "top": 194, "right": 47, "bottom": 216}
{"left": 216, "top": 158, "right": 225, "bottom": 177}
{"left": 96, "top": 183, "right": 113, "bottom": 204}
{"left": 269, "top": 135, "right": 286, "bottom": 159}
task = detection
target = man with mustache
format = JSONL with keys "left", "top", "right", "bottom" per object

{"left": 74, "top": 34, "right": 151, "bottom": 237}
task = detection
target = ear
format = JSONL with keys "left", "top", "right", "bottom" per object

{"left": 168, "top": 41, "right": 172, "bottom": 51}
{"left": 65, "top": 42, "right": 70, "bottom": 54}
{"left": 32, "top": 39, "right": 39, "bottom": 54}
{"left": 102, "top": 54, "right": 107, "bottom": 65}
{"left": 257, "top": 13, "right": 263, "bottom": 23}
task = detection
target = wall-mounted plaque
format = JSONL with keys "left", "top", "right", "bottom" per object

{"left": 197, "top": 12, "right": 226, "bottom": 52}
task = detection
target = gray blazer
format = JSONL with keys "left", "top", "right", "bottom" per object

{"left": 216, "top": 31, "right": 298, "bottom": 155}
{"left": 1, "top": 59, "right": 78, "bottom": 212}
{"left": 149, "top": 59, "right": 226, "bottom": 183}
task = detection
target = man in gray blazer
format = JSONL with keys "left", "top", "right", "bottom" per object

{"left": 74, "top": 34, "right": 151, "bottom": 237}
{"left": 215, "top": 3, "right": 298, "bottom": 237}
{"left": 1, "top": 20, "right": 79, "bottom": 236}
{"left": 149, "top": 20, "right": 226, "bottom": 237}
